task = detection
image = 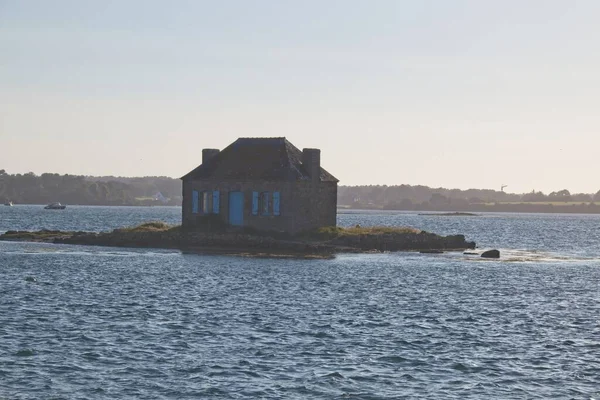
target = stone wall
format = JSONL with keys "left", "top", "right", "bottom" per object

{"left": 291, "top": 181, "right": 337, "bottom": 233}
{"left": 182, "top": 179, "right": 295, "bottom": 232}
{"left": 182, "top": 178, "right": 338, "bottom": 234}
{"left": 182, "top": 179, "right": 191, "bottom": 226}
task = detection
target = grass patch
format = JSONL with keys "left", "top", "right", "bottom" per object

{"left": 116, "top": 221, "right": 175, "bottom": 232}
{"left": 310, "top": 225, "right": 420, "bottom": 240}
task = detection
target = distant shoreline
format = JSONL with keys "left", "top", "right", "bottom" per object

{"left": 338, "top": 203, "right": 600, "bottom": 215}
{"left": 4, "top": 203, "right": 600, "bottom": 215}
{"left": 3, "top": 171, "right": 597, "bottom": 212}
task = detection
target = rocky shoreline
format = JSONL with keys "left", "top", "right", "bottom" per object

{"left": 0, "top": 224, "right": 476, "bottom": 258}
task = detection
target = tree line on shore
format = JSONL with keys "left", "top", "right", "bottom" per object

{"left": 2, "top": 170, "right": 599, "bottom": 212}
{"left": 0, "top": 170, "right": 181, "bottom": 206}
{"left": 339, "top": 185, "right": 600, "bottom": 212}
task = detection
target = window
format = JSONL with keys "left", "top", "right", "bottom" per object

{"left": 252, "top": 191, "right": 281, "bottom": 216}
{"left": 195, "top": 191, "right": 218, "bottom": 214}
{"left": 260, "top": 192, "right": 270, "bottom": 215}
{"left": 202, "top": 192, "right": 211, "bottom": 214}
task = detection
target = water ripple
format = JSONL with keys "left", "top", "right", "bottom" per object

{"left": 2, "top": 210, "right": 600, "bottom": 398}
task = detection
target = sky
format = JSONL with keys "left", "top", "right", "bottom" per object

{"left": 1, "top": 0, "right": 599, "bottom": 194}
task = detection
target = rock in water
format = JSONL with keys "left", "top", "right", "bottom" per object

{"left": 24, "top": 276, "right": 36, "bottom": 282}
{"left": 481, "top": 249, "right": 500, "bottom": 259}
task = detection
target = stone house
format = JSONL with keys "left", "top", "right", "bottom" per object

{"left": 180, "top": 137, "right": 338, "bottom": 234}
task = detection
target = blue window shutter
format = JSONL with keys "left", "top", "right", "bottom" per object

{"left": 192, "top": 190, "right": 199, "bottom": 214}
{"left": 273, "top": 192, "right": 280, "bottom": 216}
{"left": 252, "top": 191, "right": 259, "bottom": 215}
{"left": 212, "top": 191, "right": 220, "bottom": 214}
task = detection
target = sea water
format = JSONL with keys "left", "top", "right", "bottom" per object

{"left": 1, "top": 206, "right": 599, "bottom": 398}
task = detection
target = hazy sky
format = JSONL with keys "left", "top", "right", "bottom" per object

{"left": 1, "top": 1, "right": 599, "bottom": 193}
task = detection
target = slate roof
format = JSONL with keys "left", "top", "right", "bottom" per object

{"left": 181, "top": 137, "right": 338, "bottom": 182}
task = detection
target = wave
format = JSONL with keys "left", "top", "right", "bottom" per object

{"left": 1, "top": 243, "right": 181, "bottom": 258}
{"left": 464, "top": 248, "right": 600, "bottom": 264}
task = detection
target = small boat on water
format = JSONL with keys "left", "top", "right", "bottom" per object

{"left": 3, "top": 201, "right": 13, "bottom": 206}
{"left": 44, "top": 202, "right": 66, "bottom": 210}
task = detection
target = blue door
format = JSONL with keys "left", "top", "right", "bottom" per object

{"left": 228, "top": 191, "right": 244, "bottom": 226}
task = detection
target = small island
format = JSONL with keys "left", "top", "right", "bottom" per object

{"left": 0, "top": 138, "right": 478, "bottom": 257}
{"left": 0, "top": 222, "right": 476, "bottom": 258}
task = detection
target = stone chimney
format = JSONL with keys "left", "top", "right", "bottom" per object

{"left": 302, "top": 148, "right": 321, "bottom": 182}
{"left": 202, "top": 148, "right": 220, "bottom": 165}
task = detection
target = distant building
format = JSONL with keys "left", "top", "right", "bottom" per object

{"left": 153, "top": 192, "right": 168, "bottom": 203}
{"left": 180, "top": 137, "right": 338, "bottom": 233}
